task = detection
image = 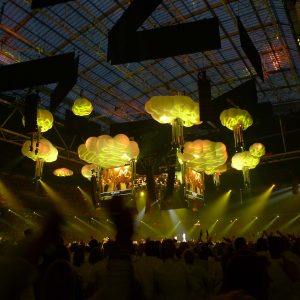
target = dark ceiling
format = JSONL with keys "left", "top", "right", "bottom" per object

{"left": 1, "top": 0, "right": 300, "bottom": 124}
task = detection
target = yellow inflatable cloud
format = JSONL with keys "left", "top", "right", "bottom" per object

{"left": 220, "top": 108, "right": 253, "bottom": 130}
{"left": 204, "top": 163, "right": 227, "bottom": 175}
{"left": 249, "top": 143, "right": 265, "bottom": 158}
{"left": 78, "top": 134, "right": 139, "bottom": 168}
{"left": 178, "top": 139, "right": 228, "bottom": 172}
{"left": 145, "top": 95, "right": 200, "bottom": 127}
{"left": 22, "top": 109, "right": 53, "bottom": 132}
{"left": 72, "top": 97, "right": 93, "bottom": 116}
{"left": 21, "top": 138, "right": 58, "bottom": 162}
{"left": 231, "top": 151, "right": 260, "bottom": 170}
{"left": 81, "top": 164, "right": 98, "bottom": 180}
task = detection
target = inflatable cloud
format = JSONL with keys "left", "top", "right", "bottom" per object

{"left": 22, "top": 109, "right": 53, "bottom": 132}
{"left": 22, "top": 138, "right": 58, "bottom": 162}
{"left": 249, "top": 143, "right": 265, "bottom": 158}
{"left": 220, "top": 108, "right": 253, "bottom": 131}
{"left": 231, "top": 151, "right": 260, "bottom": 171}
{"left": 72, "top": 97, "right": 93, "bottom": 116}
{"left": 145, "top": 95, "right": 200, "bottom": 127}
{"left": 178, "top": 139, "right": 228, "bottom": 172}
{"left": 81, "top": 164, "right": 98, "bottom": 180}
{"left": 78, "top": 134, "right": 139, "bottom": 168}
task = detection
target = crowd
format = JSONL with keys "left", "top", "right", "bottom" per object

{"left": 0, "top": 197, "right": 300, "bottom": 300}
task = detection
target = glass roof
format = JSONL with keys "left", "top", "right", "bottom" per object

{"left": 1, "top": 0, "right": 300, "bottom": 127}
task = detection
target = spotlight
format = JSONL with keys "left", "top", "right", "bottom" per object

{"left": 74, "top": 216, "right": 77, "bottom": 219}
{"left": 277, "top": 215, "right": 280, "bottom": 218}
{"left": 272, "top": 184, "right": 276, "bottom": 188}
{"left": 8, "top": 209, "right": 11, "bottom": 212}
{"left": 77, "top": 186, "right": 80, "bottom": 189}
{"left": 140, "top": 191, "right": 145, "bottom": 196}
{"left": 216, "top": 219, "right": 219, "bottom": 222}
{"left": 33, "top": 177, "right": 42, "bottom": 183}
{"left": 255, "top": 216, "right": 258, "bottom": 219}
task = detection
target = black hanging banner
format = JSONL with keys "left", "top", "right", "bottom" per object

{"left": 108, "top": 0, "right": 221, "bottom": 64}
{"left": 24, "top": 93, "right": 39, "bottom": 133}
{"left": 197, "top": 71, "right": 212, "bottom": 123}
{"left": 237, "top": 16, "right": 264, "bottom": 81}
{"left": 0, "top": 52, "right": 78, "bottom": 113}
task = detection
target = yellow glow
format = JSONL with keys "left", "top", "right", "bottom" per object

{"left": 72, "top": 97, "right": 93, "bottom": 116}
{"left": 262, "top": 215, "right": 279, "bottom": 231}
{"left": 220, "top": 218, "right": 237, "bottom": 236}
{"left": 0, "top": 179, "right": 22, "bottom": 209}
{"left": 280, "top": 214, "right": 300, "bottom": 231}
{"left": 231, "top": 151, "right": 260, "bottom": 170}
{"left": 239, "top": 216, "right": 258, "bottom": 234}
{"left": 249, "top": 143, "right": 265, "bottom": 158}
{"left": 22, "top": 109, "right": 53, "bottom": 132}
{"left": 188, "top": 224, "right": 198, "bottom": 235}
{"left": 220, "top": 108, "right": 253, "bottom": 130}
{"left": 208, "top": 219, "right": 219, "bottom": 233}
{"left": 178, "top": 139, "right": 228, "bottom": 172}
{"left": 53, "top": 167, "right": 73, "bottom": 177}
{"left": 8, "top": 209, "right": 35, "bottom": 226}
{"left": 91, "top": 218, "right": 113, "bottom": 233}
{"left": 121, "top": 154, "right": 130, "bottom": 160}
{"left": 205, "top": 163, "right": 227, "bottom": 175}
{"left": 74, "top": 216, "right": 97, "bottom": 233}
{"left": 140, "top": 220, "right": 161, "bottom": 236}
{"left": 40, "top": 180, "right": 74, "bottom": 214}
{"left": 81, "top": 164, "right": 98, "bottom": 180}
{"left": 242, "top": 185, "right": 274, "bottom": 218}
{"left": 145, "top": 95, "right": 200, "bottom": 127}
{"left": 65, "top": 220, "right": 85, "bottom": 234}
{"left": 77, "top": 186, "right": 94, "bottom": 209}
{"left": 167, "top": 220, "right": 181, "bottom": 237}
{"left": 136, "top": 191, "right": 146, "bottom": 217}
{"left": 37, "top": 109, "right": 53, "bottom": 132}
{"left": 33, "top": 211, "right": 43, "bottom": 217}
{"left": 159, "top": 115, "right": 170, "bottom": 123}
{"left": 78, "top": 134, "right": 139, "bottom": 168}
{"left": 205, "top": 191, "right": 231, "bottom": 221}
{"left": 22, "top": 138, "right": 58, "bottom": 162}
